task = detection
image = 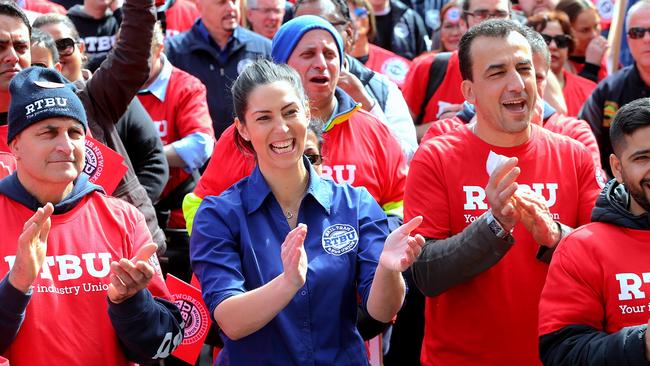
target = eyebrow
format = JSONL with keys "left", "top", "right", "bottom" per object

{"left": 629, "top": 148, "right": 650, "bottom": 159}
{"left": 251, "top": 102, "right": 296, "bottom": 114}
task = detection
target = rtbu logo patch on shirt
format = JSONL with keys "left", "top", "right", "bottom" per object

{"left": 322, "top": 224, "right": 359, "bottom": 256}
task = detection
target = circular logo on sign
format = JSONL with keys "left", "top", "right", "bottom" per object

{"left": 174, "top": 294, "right": 209, "bottom": 344}
{"left": 83, "top": 140, "right": 104, "bottom": 180}
{"left": 394, "top": 23, "right": 409, "bottom": 39}
{"left": 381, "top": 57, "right": 410, "bottom": 84}
{"left": 322, "top": 224, "right": 359, "bottom": 256}
{"left": 237, "top": 59, "right": 255, "bottom": 74}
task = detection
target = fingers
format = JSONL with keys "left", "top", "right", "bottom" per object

{"left": 488, "top": 157, "right": 518, "bottom": 187}
{"left": 22, "top": 203, "right": 54, "bottom": 232}
{"left": 397, "top": 216, "right": 423, "bottom": 235}
{"left": 131, "top": 243, "right": 158, "bottom": 262}
{"left": 110, "top": 258, "right": 154, "bottom": 292}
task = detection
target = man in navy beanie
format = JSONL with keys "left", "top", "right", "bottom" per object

{"left": 0, "top": 67, "right": 184, "bottom": 365}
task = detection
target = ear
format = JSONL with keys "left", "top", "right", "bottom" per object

{"left": 9, "top": 136, "right": 20, "bottom": 158}
{"left": 78, "top": 41, "right": 86, "bottom": 55}
{"left": 55, "top": 61, "right": 63, "bottom": 72}
{"left": 304, "top": 103, "right": 311, "bottom": 120}
{"left": 461, "top": 79, "right": 475, "bottom": 104}
{"left": 610, "top": 153, "right": 624, "bottom": 184}
{"left": 234, "top": 117, "right": 250, "bottom": 141}
{"left": 345, "top": 23, "right": 355, "bottom": 52}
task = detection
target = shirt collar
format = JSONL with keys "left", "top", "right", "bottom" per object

{"left": 245, "top": 156, "right": 331, "bottom": 216}
{"left": 197, "top": 19, "right": 238, "bottom": 52}
{"left": 139, "top": 54, "right": 172, "bottom": 101}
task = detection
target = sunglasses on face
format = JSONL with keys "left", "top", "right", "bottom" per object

{"left": 541, "top": 33, "right": 572, "bottom": 48}
{"left": 463, "top": 9, "right": 509, "bottom": 20}
{"left": 628, "top": 27, "right": 650, "bottom": 40}
{"left": 305, "top": 153, "right": 322, "bottom": 166}
{"left": 353, "top": 7, "right": 368, "bottom": 17}
{"left": 55, "top": 37, "right": 77, "bottom": 57}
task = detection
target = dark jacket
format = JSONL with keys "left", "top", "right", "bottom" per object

{"left": 579, "top": 64, "right": 650, "bottom": 176}
{"left": 67, "top": 4, "right": 122, "bottom": 72}
{"left": 378, "top": 0, "right": 429, "bottom": 60}
{"left": 165, "top": 22, "right": 271, "bottom": 139}
{"left": 116, "top": 98, "right": 168, "bottom": 204}
{"left": 346, "top": 54, "right": 388, "bottom": 112}
{"left": 539, "top": 180, "right": 650, "bottom": 366}
{"left": 0, "top": 173, "right": 184, "bottom": 360}
{"left": 75, "top": 0, "right": 167, "bottom": 253}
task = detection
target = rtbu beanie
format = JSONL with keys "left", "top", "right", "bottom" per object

{"left": 8, "top": 67, "right": 87, "bottom": 142}
{"left": 271, "top": 15, "right": 345, "bottom": 67}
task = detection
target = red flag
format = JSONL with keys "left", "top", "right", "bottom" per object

{"left": 83, "top": 137, "right": 127, "bottom": 195}
{"left": 166, "top": 274, "right": 211, "bottom": 364}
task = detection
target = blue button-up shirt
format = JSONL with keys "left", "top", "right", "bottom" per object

{"left": 190, "top": 160, "right": 389, "bottom": 365}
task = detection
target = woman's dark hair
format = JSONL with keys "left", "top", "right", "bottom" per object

{"left": 527, "top": 11, "right": 575, "bottom": 53}
{"left": 33, "top": 13, "right": 82, "bottom": 42}
{"left": 231, "top": 59, "right": 309, "bottom": 155}
{"left": 555, "top": 0, "right": 597, "bottom": 24}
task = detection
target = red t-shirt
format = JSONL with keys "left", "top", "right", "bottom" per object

{"left": 164, "top": 0, "right": 199, "bottom": 38}
{"left": 365, "top": 44, "right": 411, "bottom": 89}
{"left": 563, "top": 69, "right": 597, "bottom": 117}
{"left": 539, "top": 223, "right": 650, "bottom": 337}
{"left": 24, "top": 0, "right": 66, "bottom": 14}
{"left": 138, "top": 65, "right": 214, "bottom": 227}
{"left": 195, "top": 106, "right": 407, "bottom": 211}
{"left": 0, "top": 192, "right": 171, "bottom": 365}
{"left": 404, "top": 124, "right": 601, "bottom": 365}
{"left": 402, "top": 51, "right": 465, "bottom": 124}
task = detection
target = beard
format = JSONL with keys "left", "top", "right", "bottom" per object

{"left": 623, "top": 171, "right": 650, "bottom": 213}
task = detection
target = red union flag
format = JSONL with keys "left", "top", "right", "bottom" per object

{"left": 83, "top": 137, "right": 127, "bottom": 195}
{"left": 166, "top": 274, "right": 210, "bottom": 364}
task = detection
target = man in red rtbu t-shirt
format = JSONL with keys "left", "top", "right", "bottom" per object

{"left": 404, "top": 19, "right": 602, "bottom": 365}
{"left": 539, "top": 97, "right": 650, "bottom": 365}
{"left": 0, "top": 68, "right": 184, "bottom": 365}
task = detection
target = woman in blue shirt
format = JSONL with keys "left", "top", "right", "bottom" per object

{"left": 190, "top": 59, "right": 425, "bottom": 365}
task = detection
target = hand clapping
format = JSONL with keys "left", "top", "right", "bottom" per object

{"left": 380, "top": 216, "right": 426, "bottom": 272}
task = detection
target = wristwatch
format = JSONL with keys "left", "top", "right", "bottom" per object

{"left": 485, "top": 210, "right": 513, "bottom": 240}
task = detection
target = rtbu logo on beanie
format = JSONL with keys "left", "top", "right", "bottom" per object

{"left": 8, "top": 67, "right": 88, "bottom": 143}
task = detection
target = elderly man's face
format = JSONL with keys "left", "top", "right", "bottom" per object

{"left": 287, "top": 29, "right": 340, "bottom": 109}
{"left": 10, "top": 117, "right": 86, "bottom": 187}
{"left": 627, "top": 5, "right": 650, "bottom": 71}
{"left": 0, "top": 15, "right": 30, "bottom": 91}
{"left": 247, "top": 0, "right": 285, "bottom": 39}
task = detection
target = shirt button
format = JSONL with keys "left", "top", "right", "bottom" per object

{"left": 303, "top": 321, "right": 309, "bottom": 327}
{"left": 301, "top": 290, "right": 307, "bottom": 296}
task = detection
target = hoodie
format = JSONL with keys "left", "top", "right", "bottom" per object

{"left": 539, "top": 179, "right": 650, "bottom": 366}
{"left": 0, "top": 173, "right": 184, "bottom": 363}
{"left": 67, "top": 5, "right": 122, "bottom": 72}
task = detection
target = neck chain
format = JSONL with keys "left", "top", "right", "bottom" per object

{"left": 285, "top": 210, "right": 294, "bottom": 220}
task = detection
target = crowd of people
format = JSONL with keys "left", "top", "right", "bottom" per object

{"left": 0, "top": 0, "right": 649, "bottom": 364}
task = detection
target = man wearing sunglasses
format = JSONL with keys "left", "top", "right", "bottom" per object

{"left": 579, "top": 0, "right": 650, "bottom": 177}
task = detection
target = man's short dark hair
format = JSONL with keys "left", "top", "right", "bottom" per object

{"left": 0, "top": 1, "right": 31, "bottom": 36}
{"left": 610, "top": 98, "right": 650, "bottom": 155}
{"left": 458, "top": 19, "right": 529, "bottom": 81}
{"left": 31, "top": 29, "right": 60, "bottom": 64}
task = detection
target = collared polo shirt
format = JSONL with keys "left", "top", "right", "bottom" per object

{"left": 190, "top": 159, "right": 388, "bottom": 365}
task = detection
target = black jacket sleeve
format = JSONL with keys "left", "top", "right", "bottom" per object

{"left": 411, "top": 214, "right": 514, "bottom": 297}
{"left": 0, "top": 276, "right": 31, "bottom": 353}
{"left": 116, "top": 99, "right": 169, "bottom": 203}
{"left": 108, "top": 289, "right": 184, "bottom": 362}
{"left": 540, "top": 324, "right": 650, "bottom": 366}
